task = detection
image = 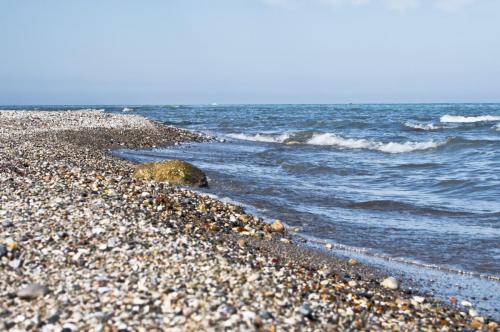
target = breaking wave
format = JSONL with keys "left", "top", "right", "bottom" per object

{"left": 227, "top": 133, "right": 291, "bottom": 143}
{"left": 306, "top": 133, "right": 446, "bottom": 153}
{"left": 440, "top": 115, "right": 500, "bottom": 123}
{"left": 404, "top": 121, "right": 443, "bottom": 131}
{"left": 494, "top": 124, "right": 500, "bottom": 131}
{"left": 122, "top": 107, "right": 134, "bottom": 112}
{"left": 228, "top": 131, "right": 447, "bottom": 153}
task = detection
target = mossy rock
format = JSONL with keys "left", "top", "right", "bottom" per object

{"left": 133, "top": 160, "right": 208, "bottom": 187}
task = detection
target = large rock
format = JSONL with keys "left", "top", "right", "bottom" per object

{"left": 133, "top": 160, "right": 208, "bottom": 187}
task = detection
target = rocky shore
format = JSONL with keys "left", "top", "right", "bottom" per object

{"left": 0, "top": 110, "right": 497, "bottom": 331}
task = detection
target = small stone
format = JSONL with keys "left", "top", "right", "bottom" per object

{"left": 280, "top": 238, "right": 290, "bottom": 244}
{"left": 325, "top": 243, "right": 332, "bottom": 250}
{"left": 470, "top": 320, "right": 482, "bottom": 329}
{"left": 461, "top": 300, "right": 472, "bottom": 307}
{"left": 0, "top": 244, "right": 7, "bottom": 258}
{"left": 237, "top": 239, "right": 246, "bottom": 249}
{"left": 348, "top": 258, "right": 359, "bottom": 266}
{"left": 468, "top": 309, "right": 479, "bottom": 317}
{"left": 412, "top": 296, "right": 425, "bottom": 304}
{"left": 348, "top": 280, "right": 357, "bottom": 287}
{"left": 259, "top": 310, "right": 274, "bottom": 320}
{"left": 9, "top": 259, "right": 22, "bottom": 269}
{"left": 488, "top": 322, "right": 498, "bottom": 331}
{"left": 2, "top": 220, "right": 13, "bottom": 228}
{"left": 218, "top": 304, "right": 236, "bottom": 317}
{"left": 299, "top": 304, "right": 314, "bottom": 319}
{"left": 17, "top": 284, "right": 49, "bottom": 300}
{"left": 380, "top": 277, "right": 399, "bottom": 290}
{"left": 6, "top": 242, "right": 18, "bottom": 251}
{"left": 270, "top": 220, "right": 284, "bottom": 233}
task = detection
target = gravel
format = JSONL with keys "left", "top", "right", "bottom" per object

{"left": 0, "top": 110, "right": 496, "bottom": 331}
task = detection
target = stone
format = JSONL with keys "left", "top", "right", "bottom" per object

{"left": 380, "top": 277, "right": 399, "bottom": 290}
{"left": 259, "top": 310, "right": 274, "bottom": 320}
{"left": 0, "top": 244, "right": 7, "bottom": 258}
{"left": 325, "top": 243, "right": 333, "bottom": 250}
{"left": 17, "top": 284, "right": 49, "bottom": 300}
{"left": 133, "top": 160, "right": 208, "bottom": 187}
{"left": 348, "top": 258, "right": 359, "bottom": 266}
{"left": 299, "top": 304, "right": 314, "bottom": 319}
{"left": 270, "top": 220, "right": 284, "bottom": 233}
{"left": 2, "top": 220, "right": 13, "bottom": 228}
{"left": 468, "top": 309, "right": 478, "bottom": 317}
{"left": 460, "top": 300, "right": 472, "bottom": 307}
{"left": 488, "top": 322, "right": 498, "bottom": 331}
{"left": 412, "top": 296, "right": 425, "bottom": 304}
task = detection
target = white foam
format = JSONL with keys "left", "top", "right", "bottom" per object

{"left": 404, "top": 121, "right": 443, "bottom": 130}
{"left": 307, "top": 133, "right": 446, "bottom": 153}
{"left": 494, "top": 124, "right": 500, "bottom": 131}
{"left": 227, "top": 133, "right": 291, "bottom": 143}
{"left": 440, "top": 115, "right": 500, "bottom": 123}
{"left": 122, "top": 107, "right": 134, "bottom": 112}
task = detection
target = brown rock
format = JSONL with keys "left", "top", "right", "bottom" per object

{"left": 270, "top": 220, "right": 284, "bottom": 233}
{"left": 133, "top": 160, "right": 208, "bottom": 187}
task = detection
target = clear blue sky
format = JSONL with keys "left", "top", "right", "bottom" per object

{"left": 1, "top": 0, "right": 499, "bottom": 104}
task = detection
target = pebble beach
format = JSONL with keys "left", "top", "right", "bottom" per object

{"left": 0, "top": 110, "right": 497, "bottom": 331}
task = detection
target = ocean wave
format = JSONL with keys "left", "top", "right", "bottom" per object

{"left": 228, "top": 131, "right": 447, "bottom": 153}
{"left": 494, "top": 124, "right": 500, "bottom": 131}
{"left": 122, "top": 107, "right": 134, "bottom": 112}
{"left": 404, "top": 121, "right": 443, "bottom": 131}
{"left": 440, "top": 114, "right": 500, "bottom": 123}
{"left": 346, "top": 199, "right": 469, "bottom": 216}
{"left": 306, "top": 133, "right": 446, "bottom": 153}
{"left": 227, "top": 133, "right": 291, "bottom": 143}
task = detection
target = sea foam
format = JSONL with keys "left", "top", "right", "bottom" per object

{"left": 306, "top": 133, "right": 446, "bottom": 153}
{"left": 440, "top": 115, "right": 500, "bottom": 123}
{"left": 122, "top": 107, "right": 134, "bottom": 112}
{"left": 227, "top": 133, "right": 291, "bottom": 143}
{"left": 404, "top": 121, "right": 443, "bottom": 131}
{"left": 228, "top": 131, "right": 446, "bottom": 153}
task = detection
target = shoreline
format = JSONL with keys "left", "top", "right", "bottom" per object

{"left": 0, "top": 110, "right": 497, "bottom": 330}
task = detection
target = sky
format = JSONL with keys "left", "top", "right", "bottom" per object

{"left": 0, "top": 0, "right": 499, "bottom": 104}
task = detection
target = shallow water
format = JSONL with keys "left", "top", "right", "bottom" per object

{"left": 4, "top": 104, "right": 499, "bottom": 316}
{"left": 108, "top": 104, "right": 500, "bottom": 278}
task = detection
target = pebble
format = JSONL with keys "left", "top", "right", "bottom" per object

{"left": 468, "top": 308, "right": 479, "bottom": 317}
{"left": 325, "top": 243, "right": 333, "bottom": 250}
{"left": 0, "top": 244, "right": 7, "bottom": 258}
{"left": 299, "top": 304, "right": 314, "bottom": 319}
{"left": 270, "top": 220, "right": 285, "bottom": 232}
{"left": 2, "top": 220, "right": 13, "bottom": 228}
{"left": 380, "top": 277, "right": 399, "bottom": 290}
{"left": 17, "top": 284, "right": 49, "bottom": 300}
{"left": 461, "top": 300, "right": 472, "bottom": 307}
{"left": 412, "top": 296, "right": 425, "bottom": 304}
{"left": 348, "top": 258, "right": 359, "bottom": 266}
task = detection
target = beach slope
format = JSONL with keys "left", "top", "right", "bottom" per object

{"left": 0, "top": 110, "right": 495, "bottom": 331}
